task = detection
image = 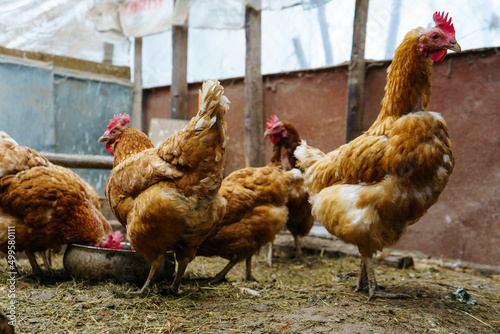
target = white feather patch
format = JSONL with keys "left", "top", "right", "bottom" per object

{"left": 427, "top": 111, "right": 444, "bottom": 122}
{"left": 287, "top": 168, "right": 303, "bottom": 179}
{"left": 195, "top": 117, "right": 206, "bottom": 132}
{"left": 293, "top": 144, "right": 307, "bottom": 161}
{"left": 209, "top": 116, "right": 217, "bottom": 127}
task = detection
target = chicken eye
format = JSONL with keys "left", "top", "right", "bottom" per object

{"left": 431, "top": 34, "right": 439, "bottom": 40}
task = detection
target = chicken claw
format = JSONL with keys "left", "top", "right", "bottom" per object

{"left": 357, "top": 256, "right": 410, "bottom": 301}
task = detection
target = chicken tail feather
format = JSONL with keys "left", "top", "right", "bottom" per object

{"left": 194, "top": 79, "right": 229, "bottom": 135}
{"left": 155, "top": 79, "right": 230, "bottom": 171}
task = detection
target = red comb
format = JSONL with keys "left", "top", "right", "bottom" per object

{"left": 266, "top": 115, "right": 280, "bottom": 129}
{"left": 107, "top": 113, "right": 130, "bottom": 130}
{"left": 433, "top": 11, "right": 455, "bottom": 39}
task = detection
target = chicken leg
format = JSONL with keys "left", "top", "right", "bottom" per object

{"left": 245, "top": 257, "right": 257, "bottom": 281}
{"left": 363, "top": 256, "right": 410, "bottom": 300}
{"left": 209, "top": 257, "right": 257, "bottom": 284}
{"left": 259, "top": 242, "right": 274, "bottom": 267}
{"left": 40, "top": 250, "right": 55, "bottom": 273}
{"left": 351, "top": 256, "right": 369, "bottom": 292}
{"left": 133, "top": 254, "right": 164, "bottom": 297}
{"left": 25, "top": 251, "right": 43, "bottom": 283}
{"left": 169, "top": 256, "right": 190, "bottom": 294}
{"left": 292, "top": 234, "right": 311, "bottom": 264}
{"left": 210, "top": 259, "right": 238, "bottom": 284}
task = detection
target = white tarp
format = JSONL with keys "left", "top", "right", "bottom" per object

{"left": 117, "top": 0, "right": 333, "bottom": 36}
{"left": 0, "top": 0, "right": 498, "bottom": 87}
{"left": 141, "top": 0, "right": 500, "bottom": 88}
{"left": 188, "top": 0, "right": 245, "bottom": 30}
{"left": 0, "top": 0, "right": 130, "bottom": 67}
{"left": 118, "top": 0, "right": 247, "bottom": 36}
{"left": 118, "top": 0, "right": 175, "bottom": 37}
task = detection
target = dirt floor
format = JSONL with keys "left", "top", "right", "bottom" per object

{"left": 1, "top": 235, "right": 500, "bottom": 334}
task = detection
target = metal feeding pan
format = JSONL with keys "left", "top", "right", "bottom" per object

{"left": 63, "top": 243, "right": 175, "bottom": 284}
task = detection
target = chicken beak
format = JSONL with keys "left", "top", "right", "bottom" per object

{"left": 263, "top": 129, "right": 271, "bottom": 137}
{"left": 98, "top": 135, "right": 107, "bottom": 143}
{"left": 448, "top": 41, "right": 461, "bottom": 53}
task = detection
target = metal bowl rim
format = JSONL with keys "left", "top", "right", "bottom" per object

{"left": 67, "top": 242, "right": 136, "bottom": 253}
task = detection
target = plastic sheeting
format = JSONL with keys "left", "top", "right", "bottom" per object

{"left": 0, "top": 0, "right": 130, "bottom": 66}
{"left": 119, "top": 0, "right": 246, "bottom": 36}
{"left": 0, "top": 0, "right": 498, "bottom": 87}
{"left": 142, "top": 0, "right": 500, "bottom": 88}
{"left": 119, "top": 0, "right": 335, "bottom": 35}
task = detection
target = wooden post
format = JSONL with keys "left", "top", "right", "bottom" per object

{"left": 244, "top": 2, "right": 264, "bottom": 167}
{"left": 132, "top": 37, "right": 143, "bottom": 131}
{"left": 41, "top": 152, "right": 113, "bottom": 170}
{"left": 345, "top": 0, "right": 369, "bottom": 142}
{"left": 171, "top": 22, "right": 188, "bottom": 120}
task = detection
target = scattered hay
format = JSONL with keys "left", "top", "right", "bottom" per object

{"left": 1, "top": 247, "right": 499, "bottom": 333}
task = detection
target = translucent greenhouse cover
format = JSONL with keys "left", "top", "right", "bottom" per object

{"left": 0, "top": 0, "right": 498, "bottom": 88}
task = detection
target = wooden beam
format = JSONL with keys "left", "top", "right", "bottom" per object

{"left": 345, "top": 0, "right": 369, "bottom": 142}
{"left": 132, "top": 37, "right": 143, "bottom": 131}
{"left": 41, "top": 153, "right": 113, "bottom": 170}
{"left": 244, "top": 3, "right": 264, "bottom": 167}
{"left": 171, "top": 23, "right": 188, "bottom": 120}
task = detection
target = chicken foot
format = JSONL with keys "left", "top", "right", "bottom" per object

{"left": 25, "top": 250, "right": 43, "bottom": 283}
{"left": 364, "top": 256, "right": 410, "bottom": 300}
{"left": 209, "top": 259, "right": 238, "bottom": 284}
{"left": 347, "top": 255, "right": 369, "bottom": 291}
{"left": 292, "top": 235, "right": 311, "bottom": 264}
{"left": 245, "top": 257, "right": 257, "bottom": 281}
{"left": 40, "top": 250, "right": 55, "bottom": 273}
{"left": 133, "top": 254, "right": 164, "bottom": 297}
{"left": 209, "top": 257, "right": 257, "bottom": 284}
{"left": 348, "top": 256, "right": 410, "bottom": 300}
{"left": 168, "top": 256, "right": 190, "bottom": 294}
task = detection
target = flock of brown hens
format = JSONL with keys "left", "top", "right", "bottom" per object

{"left": 1, "top": 12, "right": 459, "bottom": 301}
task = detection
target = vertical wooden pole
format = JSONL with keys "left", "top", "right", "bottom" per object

{"left": 345, "top": 0, "right": 369, "bottom": 142}
{"left": 132, "top": 37, "right": 143, "bottom": 131}
{"left": 171, "top": 20, "right": 188, "bottom": 120}
{"left": 244, "top": 2, "right": 263, "bottom": 167}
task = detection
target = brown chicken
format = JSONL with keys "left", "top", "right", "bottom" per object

{"left": 197, "top": 166, "right": 296, "bottom": 283}
{"left": 294, "top": 12, "right": 459, "bottom": 300}
{"left": 0, "top": 135, "right": 112, "bottom": 282}
{"left": 101, "top": 80, "right": 229, "bottom": 295}
{"left": 264, "top": 115, "right": 314, "bottom": 263}
{"left": 265, "top": 115, "right": 302, "bottom": 171}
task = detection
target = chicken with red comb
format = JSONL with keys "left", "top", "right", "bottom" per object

{"left": 101, "top": 80, "right": 229, "bottom": 295}
{"left": 263, "top": 115, "right": 314, "bottom": 264}
{"left": 295, "top": 12, "right": 459, "bottom": 300}
{"left": 417, "top": 11, "right": 460, "bottom": 62}
{"left": 99, "top": 113, "right": 154, "bottom": 168}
